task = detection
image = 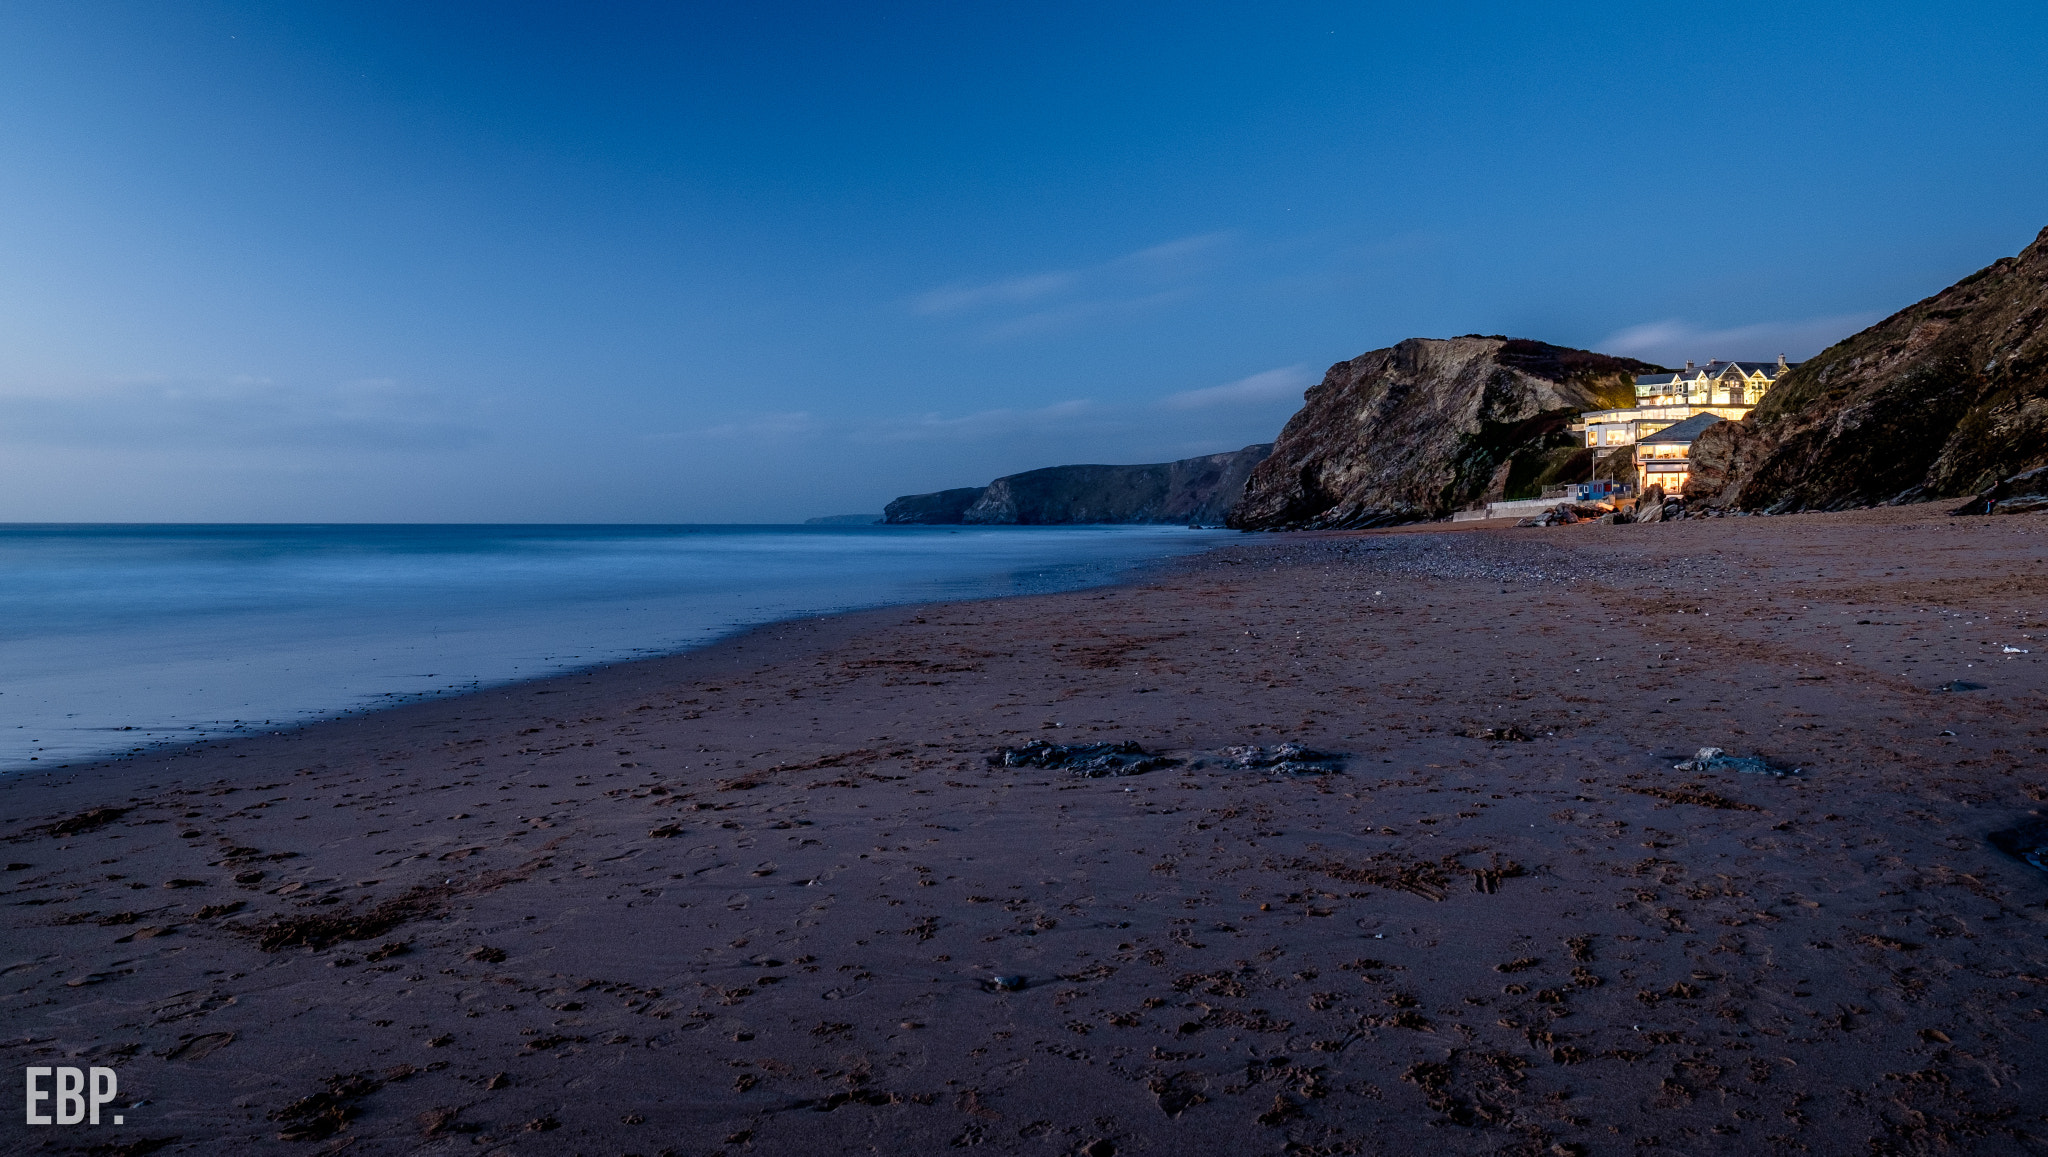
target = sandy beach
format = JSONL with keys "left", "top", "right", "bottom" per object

{"left": 5, "top": 503, "right": 2046, "bottom": 1156}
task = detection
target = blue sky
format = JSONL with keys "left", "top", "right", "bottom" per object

{"left": 1, "top": 1, "right": 2043, "bottom": 521}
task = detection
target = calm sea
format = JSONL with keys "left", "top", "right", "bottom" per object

{"left": 0, "top": 523, "right": 1230, "bottom": 772}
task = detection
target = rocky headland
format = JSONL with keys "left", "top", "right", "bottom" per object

{"left": 883, "top": 443, "right": 1272, "bottom": 525}
{"left": 1686, "top": 225, "right": 2048, "bottom": 512}
{"left": 1226, "top": 337, "right": 1658, "bottom": 529}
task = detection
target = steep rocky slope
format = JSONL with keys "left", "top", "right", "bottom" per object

{"left": 1228, "top": 337, "right": 1655, "bottom": 529}
{"left": 1686, "top": 225, "right": 2048, "bottom": 510}
{"left": 880, "top": 487, "right": 985, "bottom": 525}
{"left": 883, "top": 444, "right": 1271, "bottom": 525}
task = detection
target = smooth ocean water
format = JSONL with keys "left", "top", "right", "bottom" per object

{"left": 0, "top": 524, "right": 1230, "bottom": 772}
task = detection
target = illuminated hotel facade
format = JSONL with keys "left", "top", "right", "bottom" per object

{"left": 1569, "top": 357, "right": 1798, "bottom": 493}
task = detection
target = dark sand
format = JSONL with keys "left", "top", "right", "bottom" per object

{"left": 4, "top": 504, "right": 2046, "bottom": 1156}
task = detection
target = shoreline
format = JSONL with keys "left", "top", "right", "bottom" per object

{"left": 2, "top": 522, "right": 1232, "bottom": 778}
{"left": 2, "top": 512, "right": 1622, "bottom": 787}
{"left": 4, "top": 502, "right": 2045, "bottom": 1155}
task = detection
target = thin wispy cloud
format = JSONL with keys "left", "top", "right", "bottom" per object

{"left": 635, "top": 374, "right": 1293, "bottom": 508}
{"left": 654, "top": 361, "right": 1310, "bottom": 454}
{"left": 909, "top": 231, "right": 1237, "bottom": 341}
{"left": 1162, "top": 365, "right": 1316, "bottom": 410}
{"left": 977, "top": 288, "right": 1196, "bottom": 341}
{"left": 910, "top": 272, "right": 1077, "bottom": 316}
{"left": 653, "top": 411, "right": 824, "bottom": 441}
{"left": 651, "top": 400, "right": 1103, "bottom": 447}
{"left": 862, "top": 400, "right": 1098, "bottom": 443}
{"left": 1599, "top": 313, "right": 1880, "bottom": 367}
{"left": 1114, "top": 232, "right": 1232, "bottom": 267}
{"left": 0, "top": 371, "right": 274, "bottom": 401}
{"left": 0, "top": 373, "right": 486, "bottom": 451}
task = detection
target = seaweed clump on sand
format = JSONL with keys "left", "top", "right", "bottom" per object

{"left": 29, "top": 806, "right": 133, "bottom": 838}
{"left": 1221, "top": 743, "right": 1347, "bottom": 775}
{"left": 270, "top": 1072, "right": 385, "bottom": 1141}
{"left": 250, "top": 884, "right": 448, "bottom": 952}
{"left": 1674, "top": 746, "right": 1801, "bottom": 777}
{"left": 989, "top": 741, "right": 1178, "bottom": 778}
{"left": 1990, "top": 817, "right": 2048, "bottom": 873}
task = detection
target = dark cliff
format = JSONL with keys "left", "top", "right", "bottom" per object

{"left": 1686, "top": 226, "right": 2048, "bottom": 511}
{"left": 880, "top": 487, "right": 985, "bottom": 525}
{"left": 883, "top": 444, "right": 1273, "bottom": 525}
{"left": 1227, "top": 337, "right": 1657, "bottom": 529}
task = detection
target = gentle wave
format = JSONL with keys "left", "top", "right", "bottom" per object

{"left": 0, "top": 523, "right": 1229, "bottom": 771}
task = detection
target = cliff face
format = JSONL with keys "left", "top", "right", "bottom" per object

{"left": 881, "top": 487, "right": 984, "bottom": 525}
{"left": 883, "top": 444, "right": 1272, "bottom": 525}
{"left": 1686, "top": 226, "right": 2048, "bottom": 511}
{"left": 1227, "top": 337, "right": 1654, "bottom": 529}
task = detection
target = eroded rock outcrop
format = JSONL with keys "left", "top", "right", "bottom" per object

{"left": 881, "top": 487, "right": 985, "bottom": 525}
{"left": 1685, "top": 226, "right": 2048, "bottom": 511}
{"left": 1949, "top": 465, "right": 2048, "bottom": 516}
{"left": 1227, "top": 337, "right": 1655, "bottom": 529}
{"left": 884, "top": 444, "right": 1273, "bottom": 525}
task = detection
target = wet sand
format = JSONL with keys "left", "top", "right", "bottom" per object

{"left": 4, "top": 503, "right": 2046, "bottom": 1156}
